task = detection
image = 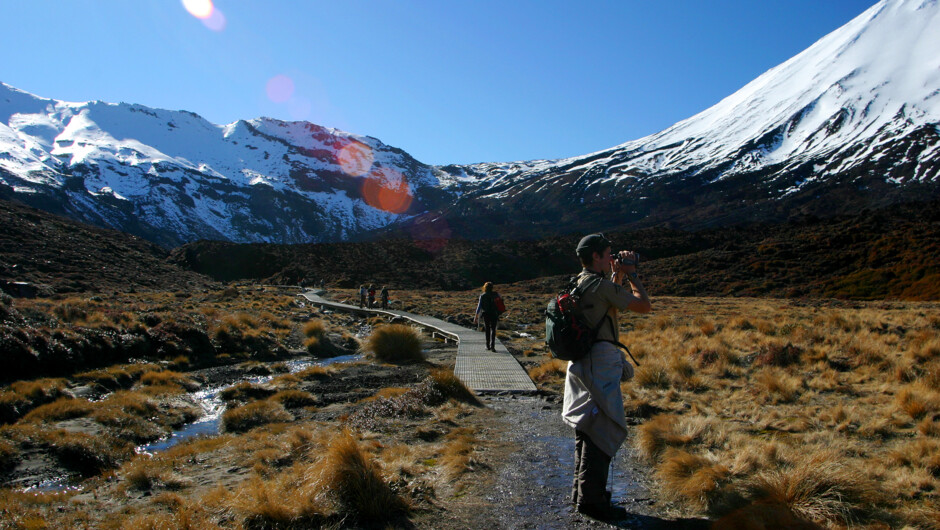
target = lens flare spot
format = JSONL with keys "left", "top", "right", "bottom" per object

{"left": 337, "top": 141, "right": 374, "bottom": 177}
{"left": 266, "top": 75, "right": 295, "bottom": 103}
{"left": 362, "top": 169, "right": 412, "bottom": 214}
{"left": 201, "top": 7, "right": 226, "bottom": 31}
{"left": 182, "top": 0, "right": 213, "bottom": 19}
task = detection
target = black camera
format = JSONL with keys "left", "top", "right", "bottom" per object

{"left": 613, "top": 252, "right": 640, "bottom": 267}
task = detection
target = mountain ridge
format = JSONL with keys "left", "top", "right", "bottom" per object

{"left": 2, "top": 0, "right": 939, "bottom": 246}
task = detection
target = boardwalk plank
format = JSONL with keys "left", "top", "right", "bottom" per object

{"left": 300, "top": 291, "right": 537, "bottom": 393}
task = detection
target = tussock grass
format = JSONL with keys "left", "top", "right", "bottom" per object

{"left": 219, "top": 382, "right": 277, "bottom": 403}
{"left": 440, "top": 427, "right": 482, "bottom": 479}
{"left": 139, "top": 370, "right": 199, "bottom": 392}
{"left": 656, "top": 449, "right": 733, "bottom": 512}
{"left": 429, "top": 368, "right": 480, "bottom": 406}
{"left": 221, "top": 400, "right": 293, "bottom": 433}
{"left": 621, "top": 297, "right": 940, "bottom": 527}
{"left": 0, "top": 378, "right": 68, "bottom": 423}
{"left": 120, "top": 457, "right": 192, "bottom": 492}
{"left": 0, "top": 438, "right": 17, "bottom": 471}
{"left": 73, "top": 364, "right": 161, "bottom": 392}
{"left": 21, "top": 397, "right": 94, "bottom": 423}
{"left": 41, "top": 429, "right": 133, "bottom": 476}
{"left": 303, "top": 319, "right": 326, "bottom": 338}
{"left": 207, "top": 475, "right": 328, "bottom": 529}
{"left": 744, "top": 452, "right": 882, "bottom": 525}
{"left": 365, "top": 324, "right": 424, "bottom": 363}
{"left": 294, "top": 364, "right": 336, "bottom": 380}
{"left": 269, "top": 389, "right": 318, "bottom": 409}
{"left": 318, "top": 429, "right": 409, "bottom": 522}
{"left": 528, "top": 358, "right": 568, "bottom": 383}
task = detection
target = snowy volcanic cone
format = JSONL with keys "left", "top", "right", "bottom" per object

{"left": 617, "top": 0, "right": 940, "bottom": 182}
{"left": 433, "top": 0, "right": 940, "bottom": 236}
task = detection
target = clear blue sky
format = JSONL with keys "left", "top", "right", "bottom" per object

{"left": 2, "top": 1, "right": 876, "bottom": 165}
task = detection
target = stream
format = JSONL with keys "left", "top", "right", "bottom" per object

{"left": 135, "top": 353, "right": 362, "bottom": 455}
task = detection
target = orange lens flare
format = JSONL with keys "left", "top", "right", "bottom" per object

{"left": 337, "top": 141, "right": 374, "bottom": 177}
{"left": 362, "top": 169, "right": 412, "bottom": 214}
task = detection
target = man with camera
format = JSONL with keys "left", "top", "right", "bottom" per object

{"left": 563, "top": 233, "right": 651, "bottom": 522}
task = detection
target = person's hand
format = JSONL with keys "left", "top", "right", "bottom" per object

{"left": 614, "top": 251, "right": 638, "bottom": 275}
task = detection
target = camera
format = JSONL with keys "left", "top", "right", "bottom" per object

{"left": 613, "top": 251, "right": 640, "bottom": 267}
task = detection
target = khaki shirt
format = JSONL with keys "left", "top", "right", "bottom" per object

{"left": 575, "top": 269, "right": 634, "bottom": 343}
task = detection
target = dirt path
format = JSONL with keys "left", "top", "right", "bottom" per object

{"left": 448, "top": 394, "right": 711, "bottom": 529}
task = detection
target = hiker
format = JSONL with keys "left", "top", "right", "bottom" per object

{"left": 381, "top": 286, "right": 390, "bottom": 309}
{"left": 358, "top": 284, "right": 367, "bottom": 308}
{"left": 563, "top": 233, "right": 651, "bottom": 522}
{"left": 368, "top": 284, "right": 376, "bottom": 309}
{"left": 473, "top": 282, "right": 502, "bottom": 351}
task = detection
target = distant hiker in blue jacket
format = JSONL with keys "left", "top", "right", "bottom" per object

{"left": 474, "top": 282, "right": 502, "bottom": 351}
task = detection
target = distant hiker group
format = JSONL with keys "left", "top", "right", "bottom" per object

{"left": 359, "top": 284, "right": 390, "bottom": 309}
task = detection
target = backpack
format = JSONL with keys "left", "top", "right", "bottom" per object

{"left": 494, "top": 294, "right": 506, "bottom": 314}
{"left": 545, "top": 274, "right": 643, "bottom": 365}
{"left": 544, "top": 275, "right": 604, "bottom": 361}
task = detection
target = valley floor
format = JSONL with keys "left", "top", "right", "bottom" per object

{"left": 1, "top": 287, "right": 938, "bottom": 528}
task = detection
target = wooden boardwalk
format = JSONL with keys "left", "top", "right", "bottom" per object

{"left": 299, "top": 290, "right": 537, "bottom": 394}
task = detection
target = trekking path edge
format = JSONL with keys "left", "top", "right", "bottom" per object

{"left": 299, "top": 290, "right": 537, "bottom": 394}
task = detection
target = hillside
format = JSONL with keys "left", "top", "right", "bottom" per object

{"left": 172, "top": 199, "right": 940, "bottom": 300}
{"left": 0, "top": 198, "right": 215, "bottom": 295}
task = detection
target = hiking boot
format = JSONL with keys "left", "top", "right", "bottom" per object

{"left": 576, "top": 502, "right": 627, "bottom": 522}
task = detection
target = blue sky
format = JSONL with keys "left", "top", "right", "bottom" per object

{"left": 2, "top": 1, "right": 876, "bottom": 165}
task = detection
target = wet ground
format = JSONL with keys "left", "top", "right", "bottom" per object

{"left": 475, "top": 394, "right": 711, "bottom": 529}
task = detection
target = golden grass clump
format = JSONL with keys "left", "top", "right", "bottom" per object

{"left": 0, "top": 438, "right": 17, "bottom": 471}
{"left": 439, "top": 427, "right": 481, "bottom": 479}
{"left": 21, "top": 397, "right": 93, "bottom": 423}
{"left": 429, "top": 368, "right": 481, "bottom": 406}
{"left": 635, "top": 414, "right": 711, "bottom": 463}
{"left": 318, "top": 429, "right": 409, "bottom": 522}
{"left": 895, "top": 384, "right": 940, "bottom": 420}
{"left": 120, "top": 457, "right": 192, "bottom": 492}
{"left": 269, "top": 390, "right": 318, "bottom": 409}
{"left": 0, "top": 378, "right": 69, "bottom": 423}
{"left": 365, "top": 324, "right": 424, "bottom": 363}
{"left": 219, "top": 382, "right": 277, "bottom": 403}
{"left": 744, "top": 451, "right": 882, "bottom": 526}
{"left": 139, "top": 370, "right": 199, "bottom": 392}
{"left": 634, "top": 360, "right": 670, "bottom": 389}
{"left": 303, "top": 319, "right": 327, "bottom": 339}
{"left": 209, "top": 474, "right": 328, "bottom": 529}
{"left": 221, "top": 400, "right": 294, "bottom": 433}
{"left": 528, "top": 358, "right": 568, "bottom": 383}
{"left": 754, "top": 367, "right": 803, "bottom": 404}
{"left": 294, "top": 365, "right": 335, "bottom": 380}
{"left": 41, "top": 429, "right": 133, "bottom": 476}
{"left": 656, "top": 448, "right": 732, "bottom": 512}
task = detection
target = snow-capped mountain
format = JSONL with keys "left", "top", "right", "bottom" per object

{"left": 422, "top": 0, "right": 940, "bottom": 237}
{"left": 0, "top": 83, "right": 459, "bottom": 246}
{"left": 2, "top": 0, "right": 939, "bottom": 247}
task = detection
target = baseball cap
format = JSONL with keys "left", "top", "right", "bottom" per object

{"left": 576, "top": 233, "right": 611, "bottom": 256}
